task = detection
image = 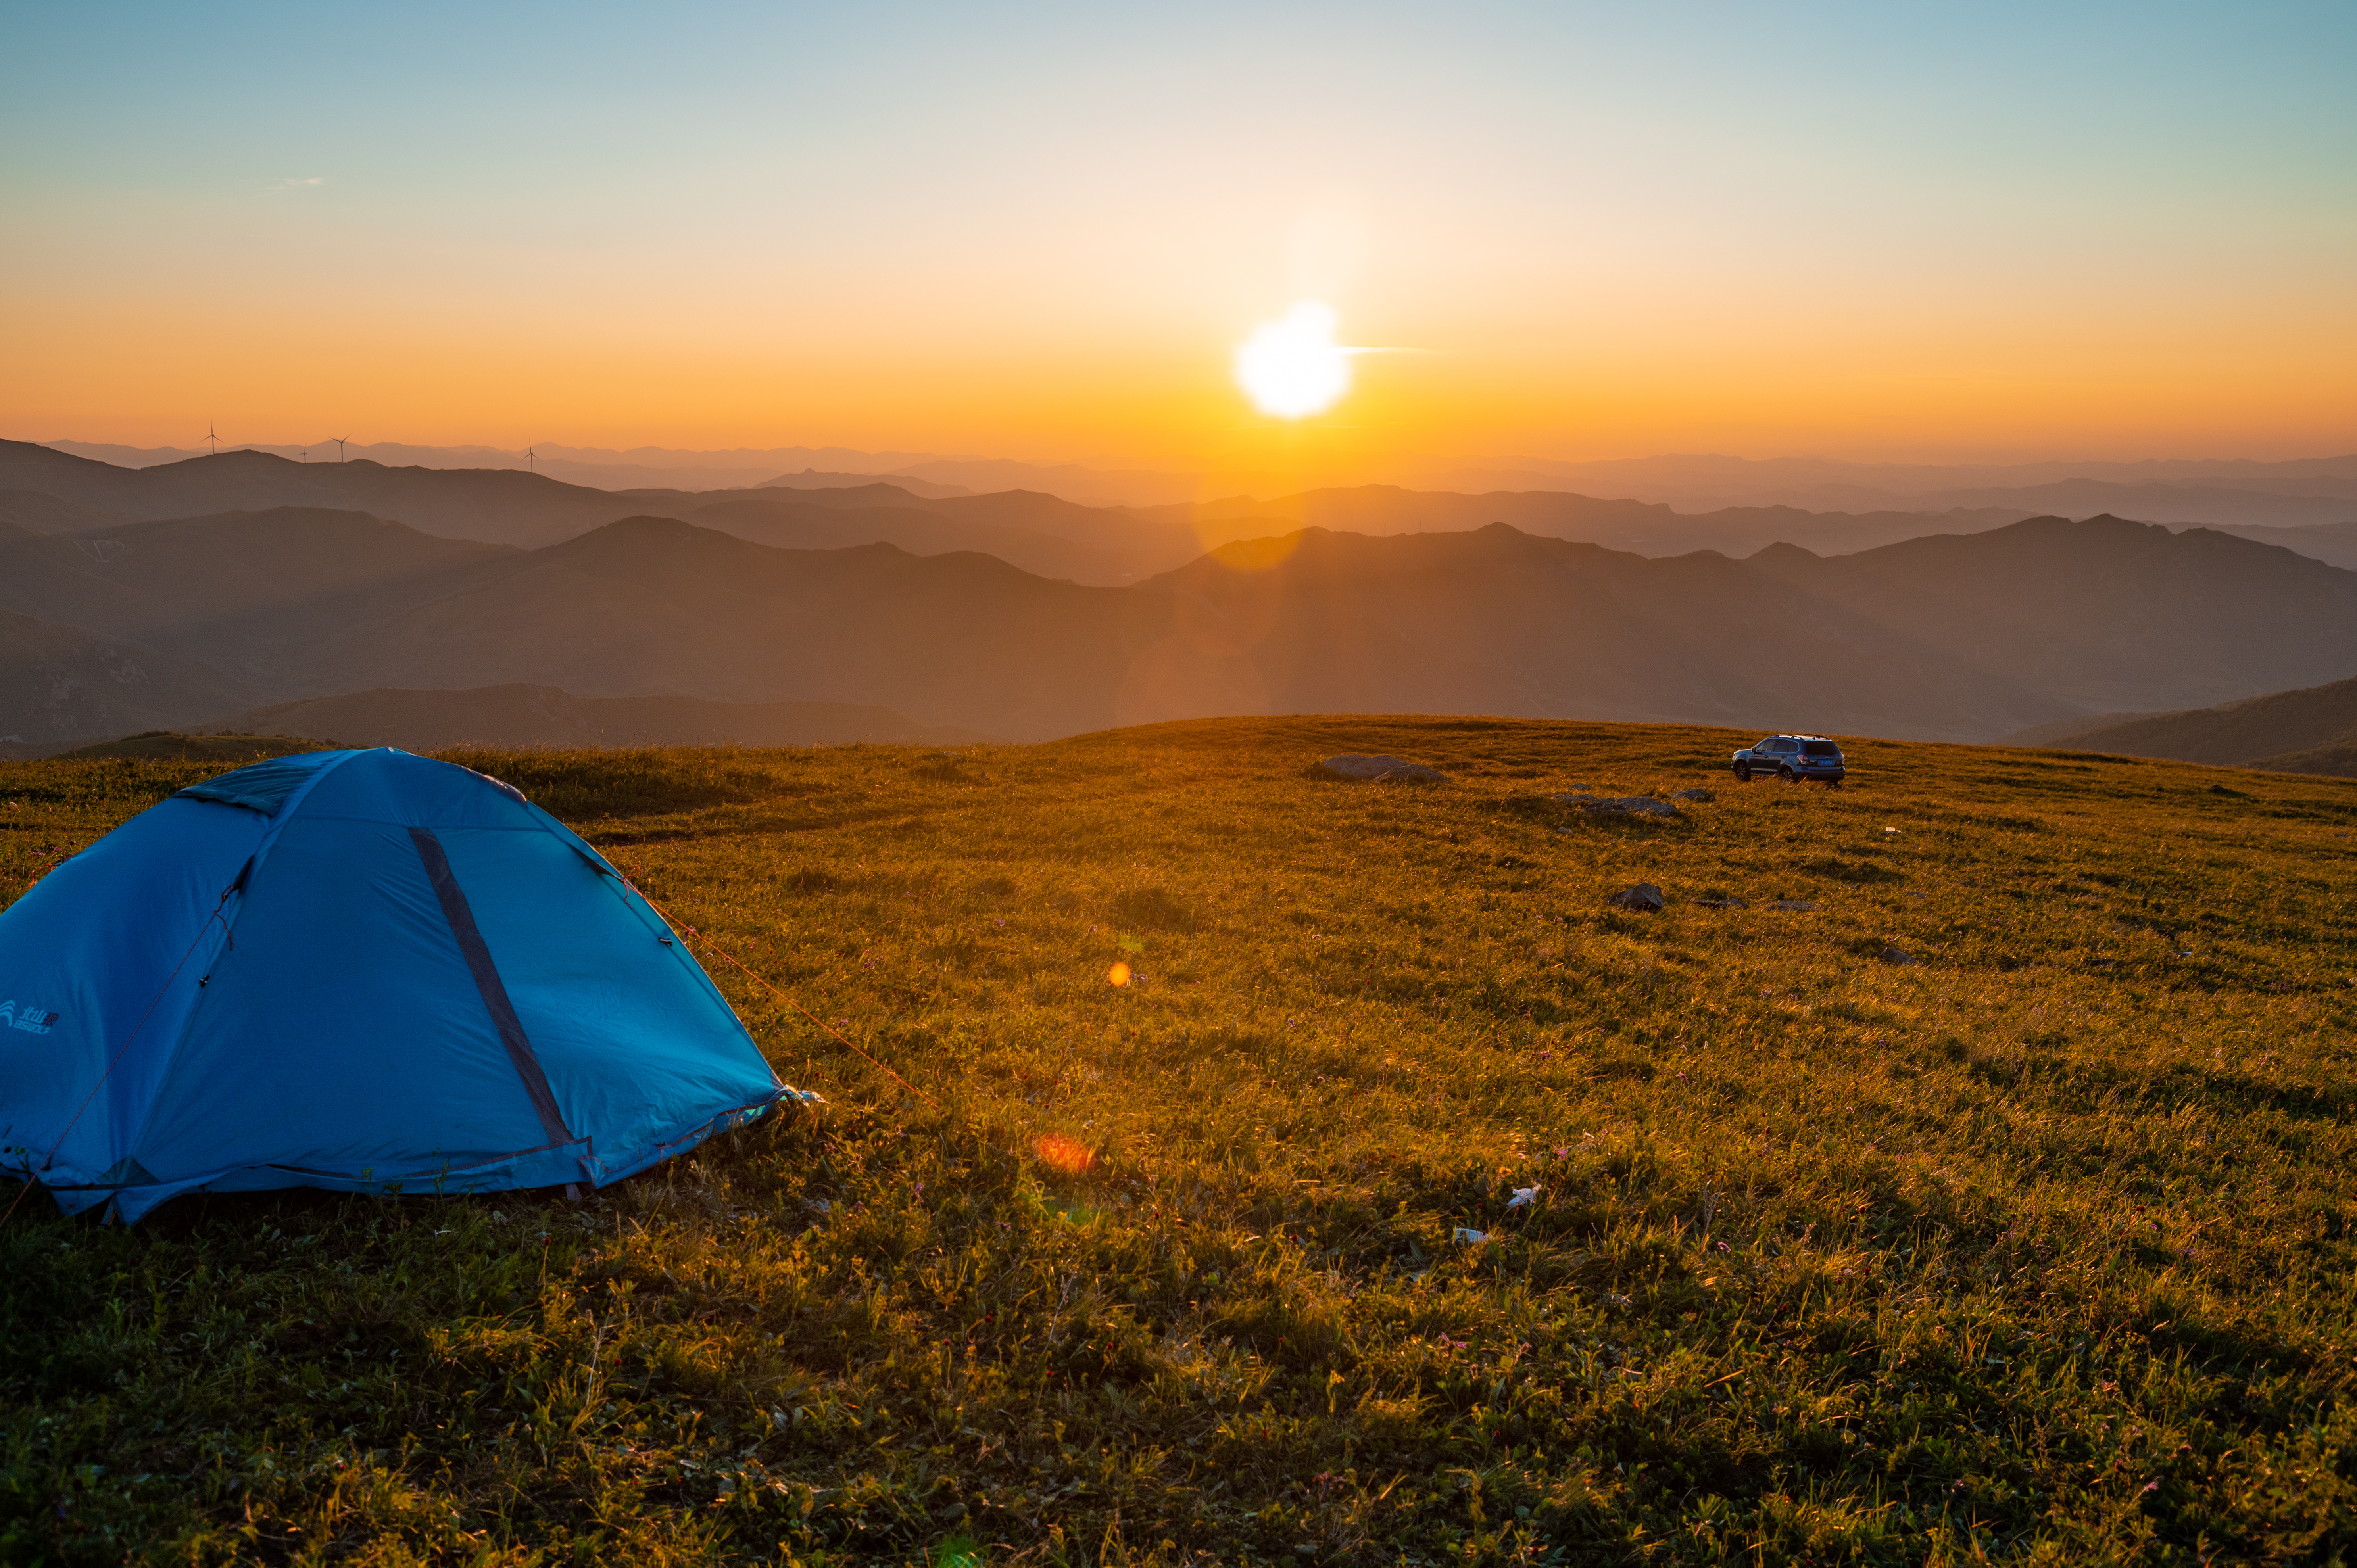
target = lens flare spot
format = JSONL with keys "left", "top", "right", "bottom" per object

{"left": 1235, "top": 301, "right": 1351, "bottom": 418}
{"left": 1108, "top": 960, "right": 1131, "bottom": 986}
{"left": 1033, "top": 1135, "right": 1096, "bottom": 1176}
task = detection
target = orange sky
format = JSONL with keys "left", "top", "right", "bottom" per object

{"left": 5, "top": 5, "right": 2351, "bottom": 472}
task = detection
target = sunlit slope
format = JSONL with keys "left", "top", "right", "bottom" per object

{"left": 3, "top": 717, "right": 2353, "bottom": 1561}
{"left": 2024, "top": 675, "right": 2357, "bottom": 779}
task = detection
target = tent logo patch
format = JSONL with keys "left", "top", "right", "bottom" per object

{"left": 0, "top": 1001, "right": 59, "bottom": 1034}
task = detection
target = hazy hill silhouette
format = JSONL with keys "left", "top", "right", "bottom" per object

{"left": 0, "top": 508, "right": 510, "bottom": 688}
{"left": 0, "top": 488, "right": 134, "bottom": 535}
{"left": 0, "top": 441, "right": 671, "bottom": 548}
{"left": 679, "top": 495, "right": 1170, "bottom": 585}
{"left": 35, "top": 439, "right": 2355, "bottom": 532}
{"left": 1147, "top": 485, "right": 2035, "bottom": 560}
{"left": 759, "top": 485, "right": 1206, "bottom": 571}
{"left": 0, "top": 442, "right": 2023, "bottom": 567}
{"left": 757, "top": 468, "right": 972, "bottom": 498}
{"left": 9, "top": 498, "right": 2356, "bottom": 750}
{"left": 42, "top": 511, "right": 2027, "bottom": 740}
{"left": 1118, "top": 524, "right": 2071, "bottom": 740}
{"left": 0, "top": 608, "right": 254, "bottom": 756}
{"left": 753, "top": 480, "right": 2035, "bottom": 568}
{"left": 1431, "top": 451, "right": 2357, "bottom": 516}
{"left": 14, "top": 443, "right": 2357, "bottom": 580}
{"left": 1746, "top": 514, "right": 2357, "bottom": 714}
{"left": 1864, "top": 480, "right": 2355, "bottom": 531}
{"left": 2206, "top": 520, "right": 2357, "bottom": 571}
{"left": 279, "top": 519, "right": 1150, "bottom": 738}
{"left": 2007, "top": 675, "right": 2357, "bottom": 778}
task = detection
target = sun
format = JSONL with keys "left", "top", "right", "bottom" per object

{"left": 1234, "top": 301, "right": 1352, "bottom": 419}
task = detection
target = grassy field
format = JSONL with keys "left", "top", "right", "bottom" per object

{"left": 4, "top": 716, "right": 2355, "bottom": 1566}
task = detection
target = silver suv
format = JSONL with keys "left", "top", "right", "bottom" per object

{"left": 1732, "top": 735, "right": 1846, "bottom": 786}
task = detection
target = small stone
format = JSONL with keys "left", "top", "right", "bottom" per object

{"left": 1690, "top": 896, "right": 1748, "bottom": 910}
{"left": 1879, "top": 945, "right": 1916, "bottom": 964}
{"left": 1608, "top": 883, "right": 1666, "bottom": 912}
{"left": 1670, "top": 787, "right": 1716, "bottom": 802}
{"left": 1320, "top": 753, "right": 1447, "bottom": 783}
{"left": 1769, "top": 899, "right": 1819, "bottom": 912}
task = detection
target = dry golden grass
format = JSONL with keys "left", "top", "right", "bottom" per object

{"left": 4, "top": 716, "right": 2355, "bottom": 1564}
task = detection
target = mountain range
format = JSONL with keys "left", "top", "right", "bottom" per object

{"left": 36, "top": 440, "right": 2357, "bottom": 521}
{"left": 4, "top": 440, "right": 2355, "bottom": 761}
{"left": 3, "top": 497, "right": 2354, "bottom": 751}
{"left": 36, "top": 440, "right": 1204, "bottom": 507}
{"left": 2006, "top": 676, "right": 2357, "bottom": 777}
{"left": 1428, "top": 453, "right": 2357, "bottom": 520}
{"left": 14, "top": 440, "right": 2354, "bottom": 581}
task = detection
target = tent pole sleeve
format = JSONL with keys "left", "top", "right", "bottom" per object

{"left": 408, "top": 828, "right": 574, "bottom": 1147}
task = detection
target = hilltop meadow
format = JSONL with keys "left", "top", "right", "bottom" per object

{"left": 4, "top": 716, "right": 2355, "bottom": 1566}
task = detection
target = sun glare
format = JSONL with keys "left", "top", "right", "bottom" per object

{"left": 1234, "top": 301, "right": 1351, "bottom": 419}
{"left": 1032, "top": 1135, "right": 1096, "bottom": 1176}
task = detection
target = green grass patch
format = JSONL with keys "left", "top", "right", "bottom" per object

{"left": 4, "top": 716, "right": 2356, "bottom": 1563}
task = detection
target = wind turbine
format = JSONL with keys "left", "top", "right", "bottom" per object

{"left": 334, "top": 434, "right": 351, "bottom": 463}
{"left": 526, "top": 440, "right": 537, "bottom": 475}
{"left": 204, "top": 420, "right": 221, "bottom": 457}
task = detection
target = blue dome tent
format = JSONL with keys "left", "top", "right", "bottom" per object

{"left": 0, "top": 748, "right": 803, "bottom": 1223}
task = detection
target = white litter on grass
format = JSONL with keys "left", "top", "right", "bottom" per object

{"left": 1883, "top": 827, "right": 1901, "bottom": 835}
{"left": 1452, "top": 1227, "right": 1490, "bottom": 1244}
{"left": 1506, "top": 1186, "right": 1540, "bottom": 1210}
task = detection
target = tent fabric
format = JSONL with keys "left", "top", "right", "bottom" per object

{"left": 0, "top": 748, "right": 799, "bottom": 1222}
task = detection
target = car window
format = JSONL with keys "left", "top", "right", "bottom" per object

{"left": 1769, "top": 739, "right": 1795, "bottom": 754}
{"left": 1802, "top": 741, "right": 1839, "bottom": 758}
{"left": 1752, "top": 738, "right": 1776, "bottom": 751}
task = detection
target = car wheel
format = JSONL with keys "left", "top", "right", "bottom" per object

{"left": 1734, "top": 763, "right": 1751, "bottom": 782}
{"left": 1778, "top": 766, "right": 1796, "bottom": 783}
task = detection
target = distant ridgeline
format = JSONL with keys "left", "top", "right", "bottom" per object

{"left": 2007, "top": 674, "right": 2357, "bottom": 778}
{"left": 1, "top": 438, "right": 2353, "bottom": 764}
